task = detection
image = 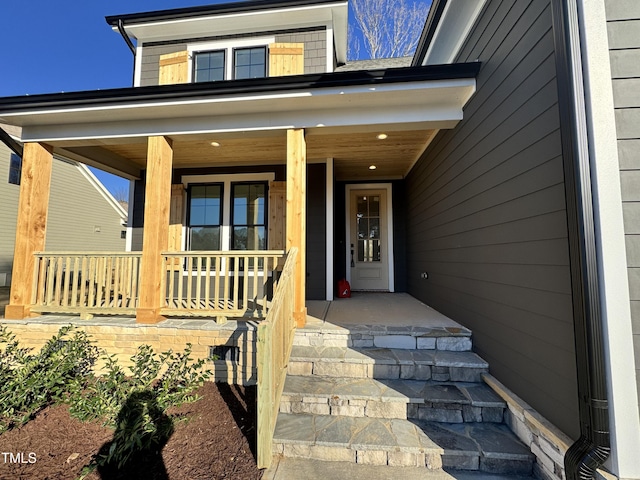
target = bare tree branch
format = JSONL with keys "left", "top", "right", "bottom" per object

{"left": 349, "top": 0, "right": 431, "bottom": 60}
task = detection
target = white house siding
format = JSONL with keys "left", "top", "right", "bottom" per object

{"left": 605, "top": 0, "right": 640, "bottom": 416}
{"left": 405, "top": 0, "right": 580, "bottom": 438}
{"left": 0, "top": 142, "right": 126, "bottom": 286}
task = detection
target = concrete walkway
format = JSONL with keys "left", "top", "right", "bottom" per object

{"left": 264, "top": 457, "right": 534, "bottom": 480}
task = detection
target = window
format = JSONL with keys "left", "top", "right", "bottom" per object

{"left": 192, "top": 44, "right": 268, "bottom": 83}
{"left": 186, "top": 180, "right": 268, "bottom": 252}
{"left": 194, "top": 50, "right": 225, "bottom": 83}
{"left": 234, "top": 47, "right": 267, "bottom": 80}
{"left": 187, "top": 184, "right": 223, "bottom": 250}
{"left": 231, "top": 183, "right": 267, "bottom": 250}
{"left": 8, "top": 153, "right": 21, "bottom": 185}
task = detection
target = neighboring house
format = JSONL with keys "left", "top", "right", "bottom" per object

{"left": 0, "top": 0, "right": 639, "bottom": 479}
{"left": 0, "top": 127, "right": 128, "bottom": 287}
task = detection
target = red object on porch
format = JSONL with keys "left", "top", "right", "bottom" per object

{"left": 337, "top": 279, "right": 351, "bottom": 298}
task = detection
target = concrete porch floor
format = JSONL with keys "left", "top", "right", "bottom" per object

{"left": 306, "top": 292, "right": 468, "bottom": 332}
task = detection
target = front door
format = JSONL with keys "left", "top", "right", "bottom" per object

{"left": 349, "top": 189, "right": 390, "bottom": 291}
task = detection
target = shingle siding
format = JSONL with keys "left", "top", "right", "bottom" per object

{"left": 405, "top": 0, "right": 579, "bottom": 438}
{"left": 138, "top": 27, "right": 327, "bottom": 86}
{"left": 606, "top": 0, "right": 640, "bottom": 417}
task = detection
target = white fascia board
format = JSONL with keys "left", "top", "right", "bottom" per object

{"left": 422, "top": 0, "right": 488, "bottom": 65}
{"left": 14, "top": 79, "right": 475, "bottom": 142}
{"left": 118, "top": 3, "right": 347, "bottom": 45}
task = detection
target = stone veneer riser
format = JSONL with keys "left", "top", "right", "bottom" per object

{"left": 293, "top": 331, "right": 473, "bottom": 351}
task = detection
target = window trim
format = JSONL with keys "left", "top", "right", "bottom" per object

{"left": 187, "top": 36, "right": 274, "bottom": 82}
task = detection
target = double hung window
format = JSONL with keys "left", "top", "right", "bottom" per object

{"left": 8, "top": 153, "right": 21, "bottom": 185}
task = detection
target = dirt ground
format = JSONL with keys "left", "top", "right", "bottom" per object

{"left": 0, "top": 382, "right": 262, "bottom": 480}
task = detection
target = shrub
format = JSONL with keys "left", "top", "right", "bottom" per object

{"left": 0, "top": 325, "right": 99, "bottom": 433}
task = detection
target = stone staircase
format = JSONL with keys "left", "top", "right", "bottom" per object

{"left": 272, "top": 323, "right": 535, "bottom": 476}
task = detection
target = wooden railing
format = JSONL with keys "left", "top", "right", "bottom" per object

{"left": 31, "top": 252, "right": 142, "bottom": 315}
{"left": 161, "top": 250, "right": 285, "bottom": 318}
{"left": 256, "top": 247, "right": 298, "bottom": 469}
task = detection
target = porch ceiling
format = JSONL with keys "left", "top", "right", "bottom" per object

{"left": 51, "top": 127, "right": 435, "bottom": 180}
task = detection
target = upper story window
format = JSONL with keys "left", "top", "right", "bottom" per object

{"left": 189, "top": 37, "right": 273, "bottom": 83}
{"left": 8, "top": 153, "right": 22, "bottom": 185}
{"left": 194, "top": 46, "right": 267, "bottom": 82}
{"left": 194, "top": 50, "right": 225, "bottom": 82}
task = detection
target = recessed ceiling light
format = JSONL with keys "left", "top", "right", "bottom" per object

{"left": 369, "top": 165, "right": 377, "bottom": 170}
{"left": 376, "top": 133, "right": 388, "bottom": 140}
{"left": 210, "top": 141, "right": 221, "bottom": 147}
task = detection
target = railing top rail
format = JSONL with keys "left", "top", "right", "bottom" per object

{"left": 162, "top": 250, "right": 285, "bottom": 257}
{"left": 33, "top": 251, "right": 142, "bottom": 257}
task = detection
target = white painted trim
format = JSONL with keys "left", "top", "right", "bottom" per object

{"left": 187, "top": 36, "right": 275, "bottom": 82}
{"left": 577, "top": 0, "right": 640, "bottom": 477}
{"left": 325, "top": 24, "right": 334, "bottom": 72}
{"left": 345, "top": 183, "right": 394, "bottom": 292}
{"left": 181, "top": 172, "right": 275, "bottom": 252}
{"left": 134, "top": 44, "right": 143, "bottom": 87}
{"left": 422, "top": 0, "right": 488, "bottom": 65}
{"left": 326, "top": 157, "right": 334, "bottom": 300}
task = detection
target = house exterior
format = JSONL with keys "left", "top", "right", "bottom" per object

{"left": 0, "top": 0, "right": 639, "bottom": 479}
{"left": 0, "top": 127, "right": 127, "bottom": 288}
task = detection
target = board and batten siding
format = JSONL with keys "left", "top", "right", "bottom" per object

{"left": 405, "top": 0, "right": 579, "bottom": 438}
{"left": 605, "top": 0, "right": 640, "bottom": 415}
{"left": 139, "top": 27, "right": 327, "bottom": 87}
{"left": 0, "top": 143, "right": 126, "bottom": 286}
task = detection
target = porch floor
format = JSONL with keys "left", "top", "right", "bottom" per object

{"left": 306, "top": 292, "right": 469, "bottom": 334}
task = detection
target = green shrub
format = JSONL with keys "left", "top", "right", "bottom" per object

{"left": 0, "top": 325, "right": 99, "bottom": 433}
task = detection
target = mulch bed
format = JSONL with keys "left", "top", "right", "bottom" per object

{"left": 0, "top": 382, "right": 263, "bottom": 480}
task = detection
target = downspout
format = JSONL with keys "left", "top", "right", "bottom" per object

{"left": 116, "top": 19, "right": 137, "bottom": 86}
{"left": 550, "top": 0, "right": 610, "bottom": 478}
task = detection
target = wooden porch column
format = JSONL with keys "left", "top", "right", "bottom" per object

{"left": 136, "top": 136, "right": 173, "bottom": 324}
{"left": 286, "top": 129, "right": 307, "bottom": 327}
{"left": 5, "top": 143, "right": 53, "bottom": 319}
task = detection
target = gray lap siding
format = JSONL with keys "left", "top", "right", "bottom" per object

{"left": 405, "top": 0, "right": 579, "bottom": 438}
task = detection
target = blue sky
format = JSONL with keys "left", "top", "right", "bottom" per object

{"left": 0, "top": 0, "right": 429, "bottom": 199}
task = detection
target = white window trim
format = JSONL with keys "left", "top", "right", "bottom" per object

{"left": 182, "top": 172, "right": 275, "bottom": 252}
{"left": 187, "top": 36, "right": 275, "bottom": 82}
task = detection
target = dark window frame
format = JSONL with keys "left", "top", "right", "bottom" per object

{"left": 8, "top": 153, "right": 22, "bottom": 185}
{"left": 232, "top": 46, "right": 268, "bottom": 80}
{"left": 230, "top": 181, "right": 268, "bottom": 251}
{"left": 192, "top": 49, "right": 226, "bottom": 83}
{"left": 186, "top": 182, "right": 224, "bottom": 251}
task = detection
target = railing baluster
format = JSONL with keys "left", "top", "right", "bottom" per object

{"left": 113, "top": 256, "right": 121, "bottom": 308}
{"left": 70, "top": 257, "right": 79, "bottom": 307}
{"left": 176, "top": 255, "right": 184, "bottom": 310}
{"left": 223, "top": 256, "right": 230, "bottom": 311}
{"left": 88, "top": 257, "right": 96, "bottom": 308}
{"left": 54, "top": 257, "right": 63, "bottom": 306}
{"left": 37, "top": 256, "right": 47, "bottom": 305}
{"left": 196, "top": 256, "right": 202, "bottom": 310}
{"left": 167, "top": 255, "right": 174, "bottom": 310}
{"left": 205, "top": 256, "right": 211, "bottom": 310}
{"left": 61, "top": 257, "right": 71, "bottom": 307}
{"left": 131, "top": 255, "right": 139, "bottom": 309}
{"left": 242, "top": 255, "right": 249, "bottom": 313}
{"left": 252, "top": 255, "right": 259, "bottom": 314}
{"left": 233, "top": 255, "right": 240, "bottom": 312}
{"left": 45, "top": 257, "right": 55, "bottom": 306}
{"left": 214, "top": 256, "right": 221, "bottom": 311}
{"left": 186, "top": 257, "right": 193, "bottom": 311}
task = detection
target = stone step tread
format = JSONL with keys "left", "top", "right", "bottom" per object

{"left": 282, "top": 375, "right": 505, "bottom": 407}
{"left": 265, "top": 457, "right": 535, "bottom": 480}
{"left": 290, "top": 345, "right": 488, "bottom": 368}
{"left": 296, "top": 324, "right": 472, "bottom": 338}
{"left": 274, "top": 413, "right": 533, "bottom": 461}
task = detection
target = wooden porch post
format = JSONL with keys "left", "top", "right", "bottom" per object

{"left": 136, "top": 136, "right": 173, "bottom": 324}
{"left": 5, "top": 143, "right": 53, "bottom": 319}
{"left": 286, "top": 129, "right": 307, "bottom": 327}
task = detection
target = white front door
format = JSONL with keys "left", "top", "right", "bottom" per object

{"left": 349, "top": 188, "right": 390, "bottom": 291}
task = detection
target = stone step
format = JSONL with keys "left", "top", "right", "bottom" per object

{"left": 288, "top": 345, "right": 489, "bottom": 382}
{"left": 280, "top": 376, "right": 506, "bottom": 423}
{"left": 294, "top": 323, "right": 473, "bottom": 351}
{"left": 264, "top": 457, "right": 536, "bottom": 480}
{"left": 273, "top": 413, "right": 534, "bottom": 475}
